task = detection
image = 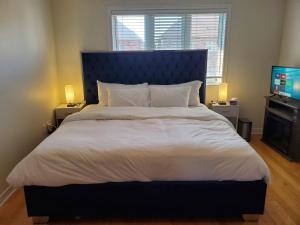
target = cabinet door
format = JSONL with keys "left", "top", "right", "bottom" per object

{"left": 263, "top": 112, "right": 293, "bottom": 154}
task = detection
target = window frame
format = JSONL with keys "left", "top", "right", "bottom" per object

{"left": 108, "top": 6, "right": 231, "bottom": 85}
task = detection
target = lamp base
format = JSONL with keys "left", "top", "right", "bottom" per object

{"left": 218, "top": 101, "right": 227, "bottom": 105}
{"left": 67, "top": 103, "right": 76, "bottom": 107}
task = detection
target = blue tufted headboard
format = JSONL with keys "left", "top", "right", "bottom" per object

{"left": 81, "top": 50, "right": 207, "bottom": 105}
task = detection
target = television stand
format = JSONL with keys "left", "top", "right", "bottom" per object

{"left": 262, "top": 96, "right": 300, "bottom": 161}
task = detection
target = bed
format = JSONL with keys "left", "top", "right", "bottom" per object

{"left": 7, "top": 50, "right": 269, "bottom": 223}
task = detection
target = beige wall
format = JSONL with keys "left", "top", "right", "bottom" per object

{"left": 51, "top": 0, "right": 285, "bottom": 131}
{"left": 0, "top": 0, "right": 58, "bottom": 195}
{"left": 279, "top": 0, "right": 300, "bottom": 66}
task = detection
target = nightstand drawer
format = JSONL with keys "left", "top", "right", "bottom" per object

{"left": 55, "top": 109, "right": 79, "bottom": 120}
{"left": 209, "top": 102, "right": 239, "bottom": 129}
{"left": 55, "top": 103, "right": 85, "bottom": 126}
{"left": 213, "top": 106, "right": 238, "bottom": 117}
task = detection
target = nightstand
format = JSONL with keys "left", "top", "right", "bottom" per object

{"left": 55, "top": 103, "right": 85, "bottom": 126}
{"left": 209, "top": 102, "right": 239, "bottom": 129}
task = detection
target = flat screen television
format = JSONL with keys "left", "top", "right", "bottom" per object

{"left": 271, "top": 66, "right": 300, "bottom": 100}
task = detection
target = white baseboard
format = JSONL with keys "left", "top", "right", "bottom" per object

{"left": 0, "top": 185, "right": 16, "bottom": 207}
{"left": 252, "top": 128, "right": 263, "bottom": 134}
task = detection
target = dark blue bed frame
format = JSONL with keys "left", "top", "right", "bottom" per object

{"left": 24, "top": 50, "right": 266, "bottom": 222}
{"left": 81, "top": 50, "right": 207, "bottom": 104}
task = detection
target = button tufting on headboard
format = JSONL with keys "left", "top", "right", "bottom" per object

{"left": 81, "top": 50, "right": 208, "bottom": 105}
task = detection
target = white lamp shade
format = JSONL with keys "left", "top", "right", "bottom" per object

{"left": 218, "top": 82, "right": 228, "bottom": 102}
{"left": 65, "top": 85, "right": 75, "bottom": 104}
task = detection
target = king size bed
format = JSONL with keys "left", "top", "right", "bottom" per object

{"left": 7, "top": 50, "right": 270, "bottom": 223}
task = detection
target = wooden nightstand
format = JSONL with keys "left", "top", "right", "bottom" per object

{"left": 55, "top": 103, "right": 85, "bottom": 126}
{"left": 209, "top": 102, "right": 239, "bottom": 129}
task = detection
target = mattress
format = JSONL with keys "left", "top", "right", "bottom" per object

{"left": 7, "top": 105, "right": 270, "bottom": 187}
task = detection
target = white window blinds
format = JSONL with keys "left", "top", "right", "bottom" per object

{"left": 112, "top": 11, "right": 227, "bottom": 84}
{"left": 112, "top": 15, "right": 145, "bottom": 51}
{"left": 153, "top": 15, "right": 185, "bottom": 50}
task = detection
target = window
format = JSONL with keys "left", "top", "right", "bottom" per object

{"left": 111, "top": 10, "right": 227, "bottom": 84}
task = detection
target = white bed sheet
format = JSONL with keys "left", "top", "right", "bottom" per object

{"left": 7, "top": 105, "right": 270, "bottom": 187}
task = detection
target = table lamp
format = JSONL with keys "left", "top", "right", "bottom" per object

{"left": 65, "top": 85, "right": 75, "bottom": 107}
{"left": 218, "top": 82, "right": 228, "bottom": 105}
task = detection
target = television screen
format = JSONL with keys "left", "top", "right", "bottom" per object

{"left": 271, "top": 66, "right": 300, "bottom": 100}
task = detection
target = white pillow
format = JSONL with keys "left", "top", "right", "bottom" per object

{"left": 150, "top": 81, "right": 202, "bottom": 106}
{"left": 107, "top": 87, "right": 150, "bottom": 107}
{"left": 150, "top": 85, "right": 191, "bottom": 107}
{"left": 97, "top": 81, "right": 148, "bottom": 106}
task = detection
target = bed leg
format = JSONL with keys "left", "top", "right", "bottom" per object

{"left": 242, "top": 214, "right": 259, "bottom": 222}
{"left": 32, "top": 216, "right": 49, "bottom": 224}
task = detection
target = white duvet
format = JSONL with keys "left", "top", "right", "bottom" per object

{"left": 7, "top": 105, "right": 270, "bottom": 187}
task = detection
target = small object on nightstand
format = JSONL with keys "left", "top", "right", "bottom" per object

{"left": 209, "top": 102, "right": 239, "bottom": 129}
{"left": 55, "top": 103, "right": 85, "bottom": 126}
{"left": 229, "top": 97, "right": 239, "bottom": 105}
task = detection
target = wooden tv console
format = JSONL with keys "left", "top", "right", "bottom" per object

{"left": 262, "top": 95, "right": 300, "bottom": 161}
